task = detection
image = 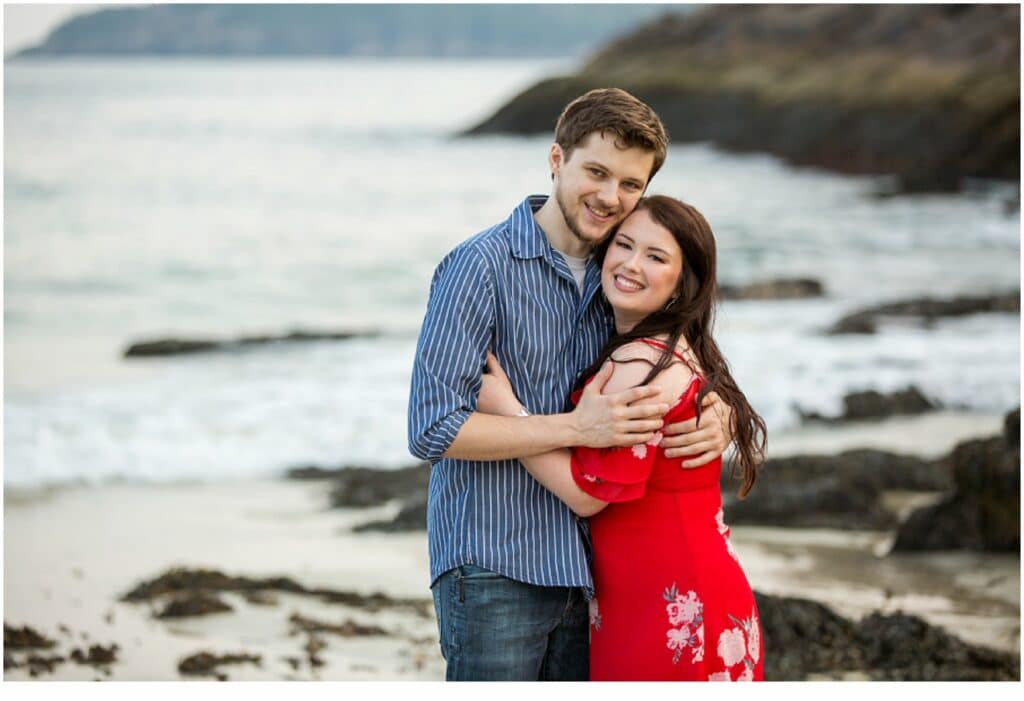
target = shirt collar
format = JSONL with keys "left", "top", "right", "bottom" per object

{"left": 508, "top": 195, "right": 552, "bottom": 260}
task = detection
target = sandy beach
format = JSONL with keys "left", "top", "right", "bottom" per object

{"left": 4, "top": 411, "right": 1017, "bottom": 681}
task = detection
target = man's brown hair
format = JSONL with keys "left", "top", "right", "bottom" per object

{"left": 554, "top": 88, "right": 669, "bottom": 180}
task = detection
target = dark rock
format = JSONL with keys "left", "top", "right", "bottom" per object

{"left": 325, "top": 464, "right": 430, "bottom": 508}
{"left": 755, "top": 591, "right": 863, "bottom": 680}
{"left": 722, "top": 449, "right": 950, "bottom": 529}
{"left": 122, "top": 568, "right": 307, "bottom": 602}
{"left": 243, "top": 590, "right": 279, "bottom": 606}
{"left": 749, "top": 449, "right": 950, "bottom": 492}
{"left": 353, "top": 497, "right": 427, "bottom": 533}
{"left": 827, "top": 292, "right": 1020, "bottom": 335}
{"left": 755, "top": 590, "right": 1019, "bottom": 680}
{"left": 1004, "top": 407, "right": 1020, "bottom": 451}
{"left": 719, "top": 278, "right": 824, "bottom": 300}
{"left": 123, "top": 338, "right": 220, "bottom": 357}
{"left": 122, "top": 566, "right": 433, "bottom": 618}
{"left": 828, "top": 314, "right": 878, "bottom": 335}
{"left": 855, "top": 612, "right": 1018, "bottom": 681}
{"left": 4, "top": 652, "right": 67, "bottom": 676}
{"left": 124, "top": 328, "right": 375, "bottom": 358}
{"left": 25, "top": 654, "right": 67, "bottom": 677}
{"left": 892, "top": 409, "right": 1020, "bottom": 552}
{"left": 798, "top": 386, "right": 939, "bottom": 423}
{"left": 156, "top": 591, "right": 233, "bottom": 618}
{"left": 70, "top": 643, "right": 118, "bottom": 667}
{"left": 726, "top": 473, "right": 896, "bottom": 530}
{"left": 178, "top": 651, "right": 261, "bottom": 678}
{"left": 303, "top": 635, "right": 326, "bottom": 668}
{"left": 288, "top": 612, "right": 388, "bottom": 638}
{"left": 4, "top": 623, "right": 57, "bottom": 650}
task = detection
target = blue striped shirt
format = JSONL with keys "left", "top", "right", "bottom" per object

{"left": 408, "top": 195, "right": 614, "bottom": 595}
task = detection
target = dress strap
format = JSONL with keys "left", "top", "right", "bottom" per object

{"left": 638, "top": 337, "right": 687, "bottom": 363}
{"left": 638, "top": 337, "right": 702, "bottom": 377}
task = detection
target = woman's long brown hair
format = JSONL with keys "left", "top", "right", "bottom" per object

{"left": 574, "top": 195, "right": 767, "bottom": 498}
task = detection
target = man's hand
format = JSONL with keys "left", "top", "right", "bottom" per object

{"left": 661, "top": 390, "right": 734, "bottom": 468}
{"left": 477, "top": 352, "right": 524, "bottom": 417}
{"left": 571, "top": 361, "right": 668, "bottom": 449}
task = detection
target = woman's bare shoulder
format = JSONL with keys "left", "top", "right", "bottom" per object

{"left": 603, "top": 339, "right": 694, "bottom": 401}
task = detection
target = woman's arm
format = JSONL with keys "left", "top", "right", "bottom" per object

{"left": 478, "top": 347, "right": 691, "bottom": 517}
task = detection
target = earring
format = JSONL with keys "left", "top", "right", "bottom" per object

{"left": 665, "top": 295, "right": 679, "bottom": 310}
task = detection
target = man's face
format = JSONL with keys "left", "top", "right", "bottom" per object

{"left": 550, "top": 131, "right": 655, "bottom": 247}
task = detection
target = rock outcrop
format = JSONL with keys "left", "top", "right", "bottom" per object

{"left": 797, "top": 386, "right": 939, "bottom": 423}
{"left": 891, "top": 407, "right": 1020, "bottom": 552}
{"left": 124, "top": 328, "right": 375, "bottom": 358}
{"left": 467, "top": 5, "right": 1019, "bottom": 194}
{"left": 826, "top": 291, "right": 1020, "bottom": 335}
{"left": 756, "top": 591, "right": 1019, "bottom": 680}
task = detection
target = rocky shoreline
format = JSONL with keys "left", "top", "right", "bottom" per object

{"left": 7, "top": 561, "right": 1017, "bottom": 681}
{"left": 4, "top": 409, "right": 1018, "bottom": 681}
{"left": 465, "top": 5, "right": 1018, "bottom": 195}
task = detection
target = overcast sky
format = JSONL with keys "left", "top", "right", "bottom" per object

{"left": 4, "top": 3, "right": 111, "bottom": 54}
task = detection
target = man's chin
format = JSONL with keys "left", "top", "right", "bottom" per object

{"left": 573, "top": 220, "right": 615, "bottom": 244}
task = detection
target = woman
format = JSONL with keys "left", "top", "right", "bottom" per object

{"left": 477, "top": 195, "right": 767, "bottom": 681}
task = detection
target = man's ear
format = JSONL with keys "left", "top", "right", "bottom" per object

{"left": 548, "top": 143, "right": 564, "bottom": 181}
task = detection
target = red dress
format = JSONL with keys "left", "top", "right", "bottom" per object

{"left": 571, "top": 339, "right": 763, "bottom": 682}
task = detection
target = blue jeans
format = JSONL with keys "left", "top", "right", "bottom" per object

{"left": 430, "top": 564, "right": 589, "bottom": 681}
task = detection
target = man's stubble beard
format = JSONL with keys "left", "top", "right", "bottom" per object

{"left": 555, "top": 187, "right": 611, "bottom": 251}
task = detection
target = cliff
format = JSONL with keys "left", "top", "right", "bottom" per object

{"left": 467, "top": 5, "right": 1020, "bottom": 193}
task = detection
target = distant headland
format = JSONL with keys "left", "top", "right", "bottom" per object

{"left": 10, "top": 4, "right": 685, "bottom": 59}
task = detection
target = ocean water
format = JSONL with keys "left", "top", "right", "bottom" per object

{"left": 4, "top": 59, "right": 1020, "bottom": 488}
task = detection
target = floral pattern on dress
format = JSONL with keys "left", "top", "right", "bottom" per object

{"left": 589, "top": 598, "right": 602, "bottom": 631}
{"left": 715, "top": 507, "right": 739, "bottom": 563}
{"left": 663, "top": 584, "right": 704, "bottom": 664}
{"left": 707, "top": 608, "right": 760, "bottom": 681}
{"left": 631, "top": 431, "right": 664, "bottom": 460}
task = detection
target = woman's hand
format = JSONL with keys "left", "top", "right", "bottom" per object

{"left": 477, "top": 352, "right": 525, "bottom": 417}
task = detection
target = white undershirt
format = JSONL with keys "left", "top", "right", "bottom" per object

{"left": 558, "top": 251, "right": 590, "bottom": 294}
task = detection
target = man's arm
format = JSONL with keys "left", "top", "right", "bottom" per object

{"left": 444, "top": 360, "right": 668, "bottom": 461}
{"left": 407, "top": 244, "right": 496, "bottom": 462}
{"left": 408, "top": 245, "right": 668, "bottom": 463}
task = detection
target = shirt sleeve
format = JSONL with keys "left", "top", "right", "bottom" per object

{"left": 407, "top": 244, "right": 495, "bottom": 462}
{"left": 570, "top": 438, "right": 660, "bottom": 503}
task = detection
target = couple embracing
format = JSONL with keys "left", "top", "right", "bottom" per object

{"left": 408, "top": 88, "right": 766, "bottom": 682}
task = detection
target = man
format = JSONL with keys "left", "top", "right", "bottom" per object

{"left": 408, "top": 88, "right": 732, "bottom": 681}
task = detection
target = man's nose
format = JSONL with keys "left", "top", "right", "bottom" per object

{"left": 596, "top": 180, "right": 618, "bottom": 206}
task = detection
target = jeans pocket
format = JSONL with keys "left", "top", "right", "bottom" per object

{"left": 457, "top": 563, "right": 501, "bottom": 580}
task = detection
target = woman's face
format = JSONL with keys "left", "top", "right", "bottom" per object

{"left": 601, "top": 208, "right": 684, "bottom": 333}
